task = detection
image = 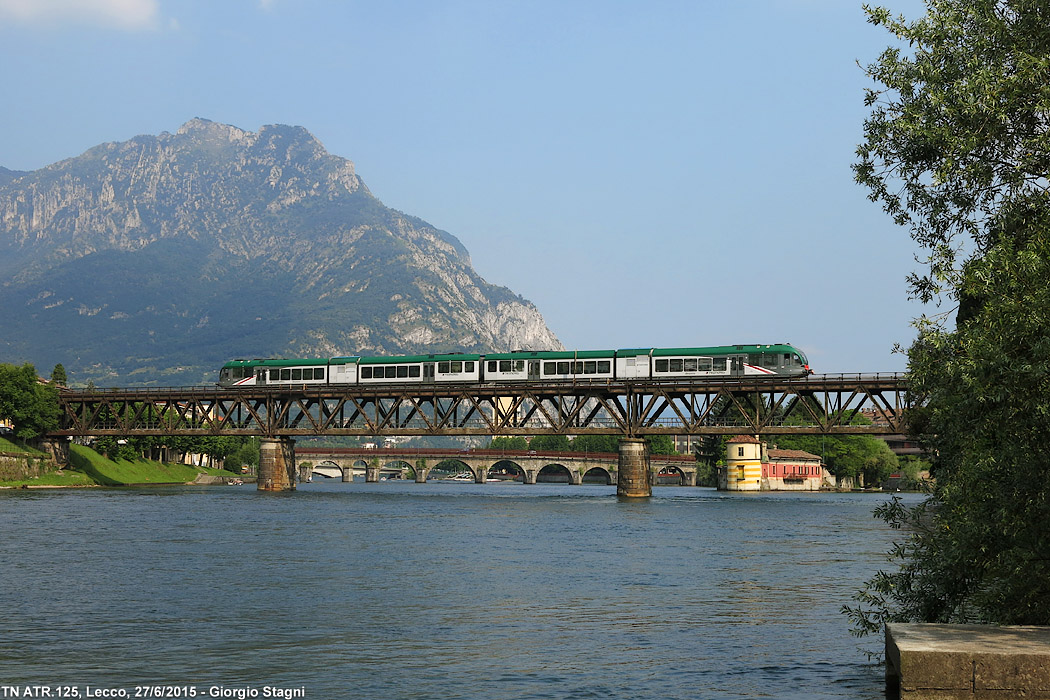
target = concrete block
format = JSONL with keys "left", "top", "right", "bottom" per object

{"left": 887, "top": 623, "right": 1050, "bottom": 699}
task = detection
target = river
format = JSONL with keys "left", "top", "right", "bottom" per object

{"left": 0, "top": 481, "right": 920, "bottom": 699}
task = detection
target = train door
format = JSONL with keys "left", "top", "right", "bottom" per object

{"left": 423, "top": 363, "right": 435, "bottom": 383}
{"left": 528, "top": 361, "right": 540, "bottom": 381}
{"left": 256, "top": 368, "right": 267, "bottom": 385}
{"left": 729, "top": 355, "right": 746, "bottom": 376}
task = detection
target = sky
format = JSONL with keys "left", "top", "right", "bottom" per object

{"left": 0, "top": 0, "right": 933, "bottom": 374}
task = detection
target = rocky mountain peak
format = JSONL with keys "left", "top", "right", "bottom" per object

{"left": 0, "top": 119, "right": 562, "bottom": 386}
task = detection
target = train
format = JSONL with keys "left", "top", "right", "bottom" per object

{"left": 217, "top": 344, "right": 811, "bottom": 388}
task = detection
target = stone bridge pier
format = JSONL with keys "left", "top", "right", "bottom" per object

{"left": 617, "top": 438, "right": 651, "bottom": 498}
{"left": 258, "top": 438, "right": 297, "bottom": 491}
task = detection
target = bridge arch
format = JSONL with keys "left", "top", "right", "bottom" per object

{"left": 432, "top": 458, "right": 479, "bottom": 482}
{"left": 656, "top": 465, "right": 685, "bottom": 486}
{"left": 311, "top": 459, "right": 343, "bottom": 479}
{"left": 382, "top": 459, "right": 410, "bottom": 479}
{"left": 581, "top": 466, "right": 613, "bottom": 485}
{"left": 537, "top": 463, "right": 577, "bottom": 485}
{"left": 488, "top": 459, "right": 524, "bottom": 482}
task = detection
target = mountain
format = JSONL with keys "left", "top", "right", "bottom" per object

{"left": 0, "top": 118, "right": 563, "bottom": 386}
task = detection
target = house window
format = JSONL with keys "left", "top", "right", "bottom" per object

{"left": 737, "top": 446, "right": 744, "bottom": 457}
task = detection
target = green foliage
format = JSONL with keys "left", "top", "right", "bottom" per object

{"left": 896, "top": 455, "right": 932, "bottom": 491}
{"left": 50, "top": 364, "right": 67, "bottom": 385}
{"left": 774, "top": 432, "right": 898, "bottom": 486}
{"left": 570, "top": 434, "right": 620, "bottom": 453}
{"left": 225, "top": 437, "right": 260, "bottom": 472}
{"left": 0, "top": 363, "right": 60, "bottom": 442}
{"left": 848, "top": 0, "right": 1050, "bottom": 632}
{"left": 488, "top": 436, "right": 529, "bottom": 450}
{"left": 855, "top": 0, "right": 1050, "bottom": 305}
{"left": 529, "top": 434, "right": 571, "bottom": 451}
{"left": 645, "top": 435, "right": 677, "bottom": 455}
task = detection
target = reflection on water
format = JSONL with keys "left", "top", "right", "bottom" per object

{"left": 0, "top": 482, "right": 920, "bottom": 699}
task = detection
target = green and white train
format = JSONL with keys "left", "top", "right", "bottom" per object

{"left": 218, "top": 344, "right": 811, "bottom": 388}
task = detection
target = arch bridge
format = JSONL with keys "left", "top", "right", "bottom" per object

{"left": 295, "top": 447, "right": 699, "bottom": 486}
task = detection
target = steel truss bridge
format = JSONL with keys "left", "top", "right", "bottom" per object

{"left": 53, "top": 373, "right": 911, "bottom": 438}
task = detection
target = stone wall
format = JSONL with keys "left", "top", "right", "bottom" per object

{"left": 0, "top": 451, "right": 53, "bottom": 481}
{"left": 0, "top": 439, "right": 68, "bottom": 481}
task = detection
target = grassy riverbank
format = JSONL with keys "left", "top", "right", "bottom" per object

{"left": 0, "top": 441, "right": 234, "bottom": 488}
{"left": 68, "top": 445, "right": 231, "bottom": 485}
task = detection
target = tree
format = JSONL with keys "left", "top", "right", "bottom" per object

{"left": 847, "top": 0, "right": 1050, "bottom": 633}
{"left": 645, "top": 434, "right": 676, "bottom": 455}
{"left": 774, "top": 430, "right": 898, "bottom": 487}
{"left": 50, "top": 364, "right": 67, "bottom": 386}
{"left": 0, "top": 363, "right": 60, "bottom": 442}
{"left": 855, "top": 0, "right": 1050, "bottom": 306}
{"left": 529, "top": 434, "right": 570, "bottom": 451}
{"left": 571, "top": 434, "right": 619, "bottom": 453}
{"left": 488, "top": 436, "right": 529, "bottom": 450}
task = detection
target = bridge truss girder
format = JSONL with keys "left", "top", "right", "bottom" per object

{"left": 54, "top": 374, "right": 911, "bottom": 438}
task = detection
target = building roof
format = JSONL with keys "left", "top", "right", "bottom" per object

{"left": 768, "top": 448, "right": 822, "bottom": 462}
{"left": 727, "top": 435, "right": 760, "bottom": 444}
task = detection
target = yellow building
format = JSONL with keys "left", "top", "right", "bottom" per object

{"left": 721, "top": 435, "right": 764, "bottom": 491}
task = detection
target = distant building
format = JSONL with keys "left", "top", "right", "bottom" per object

{"left": 720, "top": 435, "right": 832, "bottom": 491}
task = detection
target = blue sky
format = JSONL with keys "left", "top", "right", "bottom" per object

{"left": 0, "top": 0, "right": 930, "bottom": 373}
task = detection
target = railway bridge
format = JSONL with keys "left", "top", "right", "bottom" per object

{"left": 52, "top": 373, "right": 910, "bottom": 496}
{"left": 296, "top": 447, "right": 700, "bottom": 485}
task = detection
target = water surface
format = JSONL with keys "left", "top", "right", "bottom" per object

{"left": 0, "top": 481, "right": 918, "bottom": 699}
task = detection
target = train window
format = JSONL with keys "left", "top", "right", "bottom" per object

{"left": 684, "top": 359, "right": 697, "bottom": 372}
{"left": 361, "top": 367, "right": 372, "bottom": 379}
{"left": 713, "top": 358, "right": 726, "bottom": 371}
{"left": 699, "top": 358, "right": 712, "bottom": 371}
{"left": 499, "top": 360, "right": 510, "bottom": 372}
{"left": 487, "top": 361, "right": 497, "bottom": 372}
{"left": 748, "top": 354, "right": 760, "bottom": 365}
{"left": 270, "top": 369, "right": 279, "bottom": 381}
{"left": 409, "top": 366, "right": 421, "bottom": 377}
{"left": 669, "top": 359, "right": 683, "bottom": 372}
{"left": 598, "top": 361, "right": 610, "bottom": 373}
{"left": 292, "top": 369, "right": 302, "bottom": 381}
{"left": 464, "top": 362, "right": 474, "bottom": 373}
{"left": 385, "top": 366, "right": 397, "bottom": 378}
{"left": 557, "top": 362, "right": 569, "bottom": 374}
{"left": 655, "top": 359, "right": 669, "bottom": 372}
{"left": 397, "top": 366, "right": 409, "bottom": 378}
{"left": 438, "top": 362, "right": 450, "bottom": 373}
{"left": 513, "top": 360, "right": 525, "bottom": 372}
{"left": 573, "top": 362, "right": 583, "bottom": 374}
{"left": 280, "top": 369, "right": 290, "bottom": 380}
{"left": 316, "top": 368, "right": 325, "bottom": 380}
{"left": 544, "top": 362, "right": 556, "bottom": 375}
{"left": 451, "top": 361, "right": 462, "bottom": 373}
{"left": 584, "top": 361, "right": 596, "bottom": 374}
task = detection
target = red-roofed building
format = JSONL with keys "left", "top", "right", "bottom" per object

{"left": 721, "top": 436, "right": 832, "bottom": 491}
